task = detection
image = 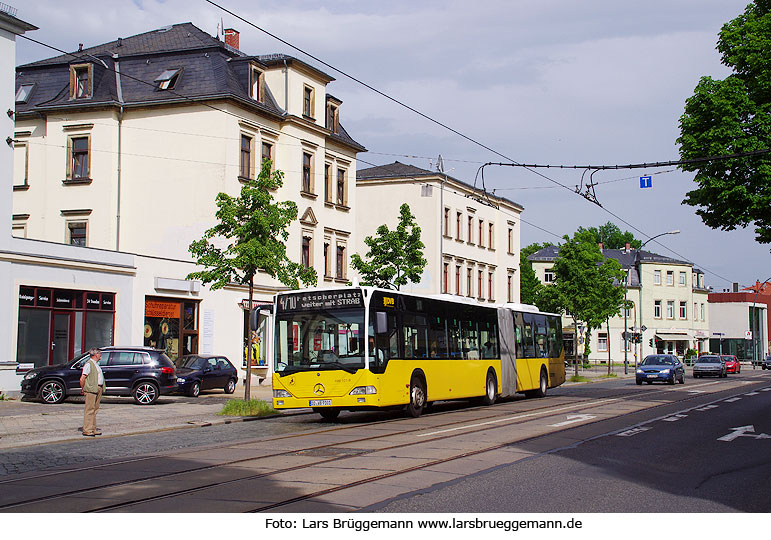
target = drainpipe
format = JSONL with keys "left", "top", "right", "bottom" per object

{"left": 283, "top": 59, "right": 288, "bottom": 113}
{"left": 113, "top": 54, "right": 124, "bottom": 251}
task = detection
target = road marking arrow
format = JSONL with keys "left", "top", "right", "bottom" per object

{"left": 549, "top": 414, "right": 597, "bottom": 427}
{"left": 718, "top": 425, "right": 771, "bottom": 442}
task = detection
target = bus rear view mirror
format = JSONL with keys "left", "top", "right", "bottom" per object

{"left": 375, "top": 312, "right": 388, "bottom": 334}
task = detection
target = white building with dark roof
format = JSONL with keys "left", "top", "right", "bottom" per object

{"left": 529, "top": 244, "right": 711, "bottom": 364}
{"left": 6, "top": 22, "right": 364, "bottom": 389}
{"left": 356, "top": 162, "right": 524, "bottom": 303}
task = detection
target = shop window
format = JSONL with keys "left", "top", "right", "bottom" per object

{"left": 16, "top": 308, "right": 50, "bottom": 368}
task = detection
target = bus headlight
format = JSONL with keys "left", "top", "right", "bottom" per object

{"left": 273, "top": 389, "right": 292, "bottom": 398}
{"left": 349, "top": 386, "right": 377, "bottom": 395}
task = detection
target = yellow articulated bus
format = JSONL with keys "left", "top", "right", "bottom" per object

{"left": 272, "top": 287, "right": 565, "bottom": 419}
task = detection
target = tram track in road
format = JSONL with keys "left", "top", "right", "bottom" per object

{"left": 1, "top": 374, "right": 767, "bottom": 512}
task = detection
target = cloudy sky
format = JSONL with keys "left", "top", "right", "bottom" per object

{"left": 14, "top": 0, "right": 768, "bottom": 291}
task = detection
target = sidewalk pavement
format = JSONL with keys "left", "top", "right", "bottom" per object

{"left": 0, "top": 378, "right": 280, "bottom": 450}
{"left": 0, "top": 366, "right": 633, "bottom": 450}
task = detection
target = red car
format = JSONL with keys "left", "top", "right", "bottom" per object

{"left": 722, "top": 355, "right": 741, "bottom": 374}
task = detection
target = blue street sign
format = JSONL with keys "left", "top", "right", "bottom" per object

{"left": 640, "top": 175, "right": 652, "bottom": 188}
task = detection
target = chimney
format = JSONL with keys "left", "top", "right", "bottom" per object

{"left": 732, "top": 282, "right": 739, "bottom": 293}
{"left": 625, "top": 242, "right": 631, "bottom": 253}
{"left": 224, "top": 28, "right": 240, "bottom": 50}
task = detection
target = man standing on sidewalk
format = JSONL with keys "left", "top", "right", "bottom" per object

{"left": 80, "top": 348, "right": 105, "bottom": 437}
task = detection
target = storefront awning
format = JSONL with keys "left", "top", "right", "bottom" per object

{"left": 656, "top": 332, "right": 691, "bottom": 341}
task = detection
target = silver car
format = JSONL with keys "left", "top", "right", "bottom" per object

{"left": 693, "top": 355, "right": 727, "bottom": 378}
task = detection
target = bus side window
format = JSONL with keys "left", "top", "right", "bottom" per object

{"left": 462, "top": 319, "right": 479, "bottom": 359}
{"left": 402, "top": 313, "right": 428, "bottom": 359}
{"left": 429, "top": 316, "right": 448, "bottom": 358}
{"left": 522, "top": 313, "right": 536, "bottom": 358}
{"left": 448, "top": 318, "right": 462, "bottom": 359}
{"left": 480, "top": 321, "right": 498, "bottom": 358}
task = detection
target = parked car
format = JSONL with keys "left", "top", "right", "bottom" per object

{"left": 721, "top": 355, "right": 741, "bottom": 374}
{"left": 20, "top": 346, "right": 177, "bottom": 405}
{"left": 636, "top": 354, "right": 685, "bottom": 385}
{"left": 174, "top": 355, "right": 238, "bottom": 397}
{"left": 763, "top": 354, "right": 771, "bottom": 370}
{"left": 693, "top": 355, "right": 727, "bottom": 378}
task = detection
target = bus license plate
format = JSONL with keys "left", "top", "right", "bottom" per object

{"left": 309, "top": 400, "right": 332, "bottom": 406}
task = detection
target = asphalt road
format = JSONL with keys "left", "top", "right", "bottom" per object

{"left": 369, "top": 376, "right": 771, "bottom": 513}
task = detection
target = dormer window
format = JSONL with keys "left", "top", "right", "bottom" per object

{"left": 327, "top": 104, "right": 338, "bottom": 133}
{"left": 69, "top": 64, "right": 93, "bottom": 99}
{"left": 155, "top": 69, "right": 181, "bottom": 90}
{"left": 303, "top": 85, "right": 314, "bottom": 118}
{"left": 16, "top": 84, "right": 34, "bottom": 103}
{"left": 249, "top": 66, "right": 264, "bottom": 102}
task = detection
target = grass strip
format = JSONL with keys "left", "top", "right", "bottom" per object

{"left": 218, "top": 399, "right": 277, "bottom": 417}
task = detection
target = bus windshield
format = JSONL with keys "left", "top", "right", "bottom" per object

{"left": 275, "top": 308, "right": 365, "bottom": 373}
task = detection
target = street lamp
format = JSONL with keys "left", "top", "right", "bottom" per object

{"left": 625, "top": 229, "right": 680, "bottom": 374}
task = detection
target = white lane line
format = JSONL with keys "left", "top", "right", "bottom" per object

{"left": 745, "top": 392, "right": 759, "bottom": 396}
{"left": 662, "top": 417, "right": 680, "bottom": 422}
{"left": 416, "top": 398, "right": 618, "bottom": 437}
{"left": 696, "top": 405, "right": 719, "bottom": 411}
{"left": 760, "top": 388, "right": 771, "bottom": 392}
{"left": 617, "top": 427, "right": 651, "bottom": 437}
{"left": 724, "top": 397, "right": 742, "bottom": 403}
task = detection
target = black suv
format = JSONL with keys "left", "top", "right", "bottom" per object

{"left": 20, "top": 346, "right": 177, "bottom": 405}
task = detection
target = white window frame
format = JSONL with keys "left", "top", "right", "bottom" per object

{"left": 598, "top": 332, "right": 608, "bottom": 352}
{"left": 654, "top": 300, "right": 662, "bottom": 319}
{"left": 666, "top": 300, "right": 675, "bottom": 319}
{"left": 654, "top": 270, "right": 661, "bottom": 285}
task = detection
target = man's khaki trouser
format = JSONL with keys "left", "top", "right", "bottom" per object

{"left": 83, "top": 387, "right": 103, "bottom": 435}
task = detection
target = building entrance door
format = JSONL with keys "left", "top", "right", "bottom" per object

{"left": 51, "top": 312, "right": 72, "bottom": 365}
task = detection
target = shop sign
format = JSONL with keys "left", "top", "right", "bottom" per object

{"left": 102, "top": 294, "right": 114, "bottom": 310}
{"left": 240, "top": 300, "right": 273, "bottom": 311}
{"left": 19, "top": 287, "right": 35, "bottom": 307}
{"left": 37, "top": 289, "right": 52, "bottom": 307}
{"left": 86, "top": 293, "right": 101, "bottom": 310}
{"left": 53, "top": 291, "right": 73, "bottom": 309}
{"left": 145, "top": 300, "right": 180, "bottom": 318}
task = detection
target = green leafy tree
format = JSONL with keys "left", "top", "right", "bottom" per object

{"left": 574, "top": 222, "right": 642, "bottom": 250}
{"left": 520, "top": 242, "right": 552, "bottom": 304}
{"left": 678, "top": 0, "right": 771, "bottom": 244}
{"left": 350, "top": 203, "right": 427, "bottom": 290}
{"left": 187, "top": 160, "right": 317, "bottom": 399}
{"left": 535, "top": 234, "right": 625, "bottom": 376}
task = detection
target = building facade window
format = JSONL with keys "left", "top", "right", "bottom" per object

{"left": 654, "top": 300, "right": 662, "bottom": 319}
{"left": 326, "top": 103, "right": 338, "bottom": 133}
{"left": 680, "top": 301, "right": 687, "bottom": 319}
{"left": 598, "top": 332, "right": 608, "bottom": 352}
{"left": 701, "top": 303, "right": 705, "bottom": 320}
{"left": 336, "top": 168, "right": 347, "bottom": 206}
{"left": 13, "top": 141, "right": 29, "bottom": 189}
{"left": 144, "top": 297, "right": 199, "bottom": 362}
{"left": 336, "top": 244, "right": 346, "bottom": 279}
{"left": 667, "top": 300, "right": 675, "bottom": 319}
{"left": 240, "top": 134, "right": 252, "bottom": 179}
{"left": 261, "top": 141, "right": 273, "bottom": 168}
{"left": 302, "top": 152, "right": 312, "bottom": 193}
{"left": 507, "top": 274, "right": 513, "bottom": 302}
{"left": 467, "top": 268, "right": 473, "bottom": 298}
{"left": 323, "top": 242, "right": 330, "bottom": 277}
{"left": 455, "top": 265, "right": 461, "bottom": 295}
{"left": 155, "top": 69, "right": 181, "bottom": 90}
{"left": 507, "top": 227, "right": 513, "bottom": 254}
{"left": 666, "top": 270, "right": 674, "bottom": 286}
{"left": 70, "top": 64, "right": 92, "bottom": 99}
{"left": 654, "top": 270, "right": 661, "bottom": 285}
{"left": 443, "top": 208, "right": 450, "bottom": 237}
{"left": 67, "top": 135, "right": 90, "bottom": 181}
{"left": 324, "top": 164, "right": 332, "bottom": 203}
{"left": 67, "top": 221, "right": 87, "bottom": 246}
{"left": 303, "top": 85, "right": 314, "bottom": 117}
{"left": 544, "top": 268, "right": 555, "bottom": 283}
{"left": 477, "top": 269, "right": 484, "bottom": 299}
{"left": 250, "top": 66, "right": 264, "bottom": 102}
{"left": 468, "top": 216, "right": 474, "bottom": 244}
{"left": 443, "top": 263, "right": 449, "bottom": 294}
{"left": 488, "top": 271, "right": 494, "bottom": 301}
{"left": 302, "top": 236, "right": 312, "bottom": 269}
{"left": 679, "top": 271, "right": 686, "bottom": 286}
{"left": 489, "top": 223, "right": 494, "bottom": 250}
{"left": 456, "top": 212, "right": 462, "bottom": 241}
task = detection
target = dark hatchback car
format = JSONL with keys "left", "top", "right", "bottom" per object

{"left": 693, "top": 355, "right": 727, "bottom": 378}
{"left": 636, "top": 354, "right": 685, "bottom": 385}
{"left": 20, "top": 346, "right": 177, "bottom": 405}
{"left": 174, "top": 355, "right": 238, "bottom": 397}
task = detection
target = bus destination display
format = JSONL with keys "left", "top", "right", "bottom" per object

{"left": 278, "top": 290, "right": 363, "bottom": 312}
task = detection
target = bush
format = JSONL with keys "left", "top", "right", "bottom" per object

{"left": 218, "top": 399, "right": 277, "bottom": 417}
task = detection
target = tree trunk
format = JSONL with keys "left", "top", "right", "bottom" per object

{"left": 245, "top": 276, "right": 254, "bottom": 401}
{"left": 573, "top": 317, "right": 579, "bottom": 377}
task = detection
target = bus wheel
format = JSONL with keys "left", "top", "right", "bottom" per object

{"left": 406, "top": 376, "right": 426, "bottom": 418}
{"left": 481, "top": 371, "right": 497, "bottom": 406}
{"left": 315, "top": 408, "right": 340, "bottom": 420}
{"left": 527, "top": 369, "right": 548, "bottom": 398}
